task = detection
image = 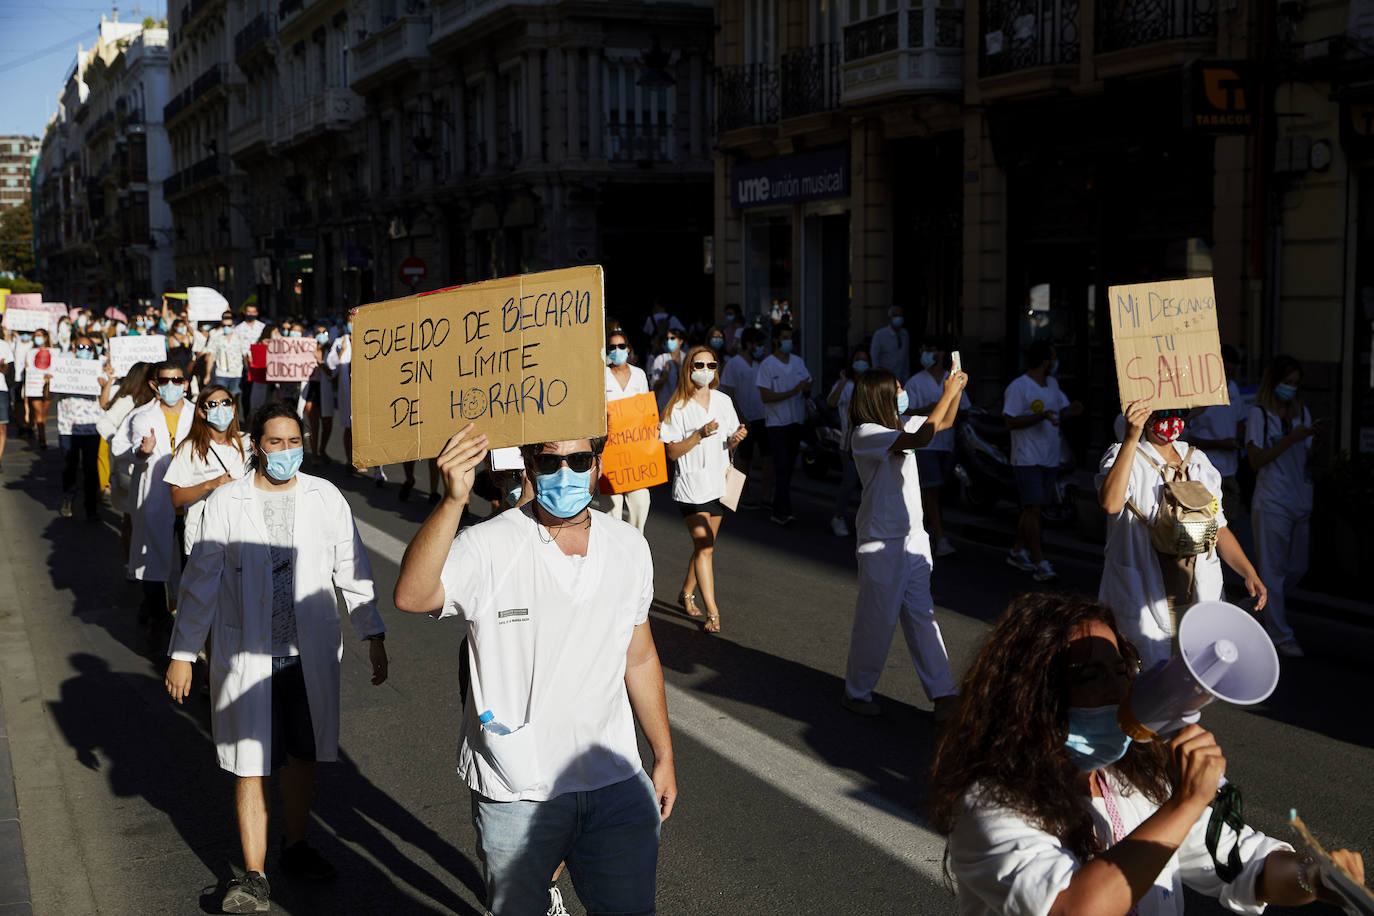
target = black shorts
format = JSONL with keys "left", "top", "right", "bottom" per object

{"left": 305, "top": 380, "right": 320, "bottom": 403}
{"left": 736, "top": 419, "right": 770, "bottom": 462}
{"left": 677, "top": 498, "right": 726, "bottom": 517}
{"left": 270, "top": 656, "right": 316, "bottom": 770}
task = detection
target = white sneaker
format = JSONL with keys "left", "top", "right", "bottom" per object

{"left": 1005, "top": 548, "right": 1034, "bottom": 572}
{"left": 546, "top": 885, "right": 570, "bottom": 916}
{"left": 830, "top": 515, "right": 850, "bottom": 537}
{"left": 935, "top": 537, "right": 956, "bottom": 557}
{"left": 1032, "top": 560, "right": 1058, "bottom": 582}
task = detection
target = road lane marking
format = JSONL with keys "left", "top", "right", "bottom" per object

{"left": 352, "top": 515, "right": 951, "bottom": 880}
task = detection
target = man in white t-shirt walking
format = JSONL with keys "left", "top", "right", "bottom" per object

{"left": 756, "top": 326, "right": 812, "bottom": 526}
{"left": 394, "top": 425, "right": 676, "bottom": 916}
{"left": 1002, "top": 340, "right": 1082, "bottom": 581}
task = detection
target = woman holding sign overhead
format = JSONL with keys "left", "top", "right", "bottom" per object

{"left": 659, "top": 345, "right": 747, "bottom": 632}
{"left": 603, "top": 329, "right": 653, "bottom": 533}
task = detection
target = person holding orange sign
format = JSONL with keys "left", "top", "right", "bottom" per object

{"left": 603, "top": 329, "right": 652, "bottom": 533}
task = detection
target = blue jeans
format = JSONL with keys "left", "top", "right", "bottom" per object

{"left": 211, "top": 374, "right": 242, "bottom": 397}
{"left": 472, "top": 770, "right": 661, "bottom": 915}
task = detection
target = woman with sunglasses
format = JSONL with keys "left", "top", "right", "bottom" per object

{"left": 1097, "top": 401, "right": 1266, "bottom": 669}
{"left": 165, "top": 386, "right": 251, "bottom": 564}
{"left": 116, "top": 359, "right": 197, "bottom": 645}
{"left": 604, "top": 329, "right": 653, "bottom": 533}
{"left": 659, "top": 345, "right": 747, "bottom": 632}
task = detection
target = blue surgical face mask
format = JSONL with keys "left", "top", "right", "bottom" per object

{"left": 288, "top": 330, "right": 302, "bottom": 338}
{"left": 206, "top": 405, "right": 234, "bottom": 431}
{"left": 535, "top": 466, "right": 594, "bottom": 518}
{"left": 608, "top": 348, "right": 630, "bottom": 366}
{"left": 1274, "top": 382, "right": 1297, "bottom": 403}
{"left": 315, "top": 332, "right": 329, "bottom": 345}
{"left": 19, "top": 333, "right": 31, "bottom": 343}
{"left": 504, "top": 482, "right": 523, "bottom": 506}
{"left": 262, "top": 446, "right": 303, "bottom": 481}
{"left": 896, "top": 389, "right": 910, "bottom": 415}
{"left": 852, "top": 359, "right": 869, "bottom": 373}
{"left": 158, "top": 382, "right": 185, "bottom": 406}
{"left": 779, "top": 339, "right": 794, "bottom": 355}
{"left": 665, "top": 339, "right": 680, "bottom": 353}
{"left": 920, "top": 351, "right": 937, "bottom": 369}
{"left": 346, "top": 322, "right": 353, "bottom": 335}
{"left": 222, "top": 325, "right": 234, "bottom": 335}
{"left": 75, "top": 349, "right": 95, "bottom": 361}
{"left": 1050, "top": 358, "right": 1060, "bottom": 375}
{"left": 891, "top": 316, "right": 904, "bottom": 328}
{"left": 709, "top": 337, "right": 724, "bottom": 350}
{"left": 752, "top": 345, "right": 766, "bottom": 360}
{"left": 1063, "top": 705, "right": 1132, "bottom": 772}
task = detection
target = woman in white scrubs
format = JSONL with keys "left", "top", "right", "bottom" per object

{"left": 930, "top": 593, "right": 1361, "bottom": 916}
{"left": 604, "top": 329, "right": 653, "bottom": 533}
{"left": 164, "top": 384, "right": 251, "bottom": 563}
{"left": 840, "top": 367, "right": 966, "bottom": 720}
{"left": 659, "top": 345, "right": 747, "bottom": 632}
{"left": 1097, "top": 401, "right": 1266, "bottom": 670}
{"left": 1245, "top": 355, "right": 1320, "bottom": 657}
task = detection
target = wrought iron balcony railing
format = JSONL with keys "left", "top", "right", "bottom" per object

{"left": 979, "top": 0, "right": 1080, "bottom": 76}
{"left": 717, "top": 63, "right": 779, "bottom": 132}
{"left": 605, "top": 121, "right": 674, "bottom": 163}
{"left": 779, "top": 43, "right": 841, "bottom": 118}
{"left": 844, "top": 11, "right": 899, "bottom": 61}
{"left": 234, "top": 11, "right": 274, "bottom": 60}
{"left": 1095, "top": 0, "right": 1215, "bottom": 53}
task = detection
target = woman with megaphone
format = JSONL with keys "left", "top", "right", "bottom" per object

{"left": 930, "top": 593, "right": 1364, "bottom": 916}
{"left": 1097, "top": 400, "right": 1266, "bottom": 669}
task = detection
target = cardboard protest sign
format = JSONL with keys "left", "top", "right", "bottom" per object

{"left": 1109, "top": 277, "right": 1229, "bottom": 412}
{"left": 351, "top": 265, "right": 606, "bottom": 468}
{"left": 43, "top": 302, "right": 68, "bottom": 324}
{"left": 599, "top": 393, "right": 666, "bottom": 494}
{"left": 248, "top": 343, "right": 267, "bottom": 383}
{"left": 2, "top": 308, "right": 52, "bottom": 333}
{"left": 49, "top": 355, "right": 105, "bottom": 396}
{"left": 187, "top": 286, "right": 229, "bottom": 323}
{"left": 266, "top": 337, "right": 319, "bottom": 382}
{"left": 109, "top": 335, "right": 168, "bottom": 378}
{"left": 23, "top": 349, "right": 53, "bottom": 397}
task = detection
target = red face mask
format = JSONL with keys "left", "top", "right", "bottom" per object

{"left": 1149, "top": 417, "right": 1184, "bottom": 443}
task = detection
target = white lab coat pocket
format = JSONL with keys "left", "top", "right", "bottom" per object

{"left": 479, "top": 723, "right": 542, "bottom": 795}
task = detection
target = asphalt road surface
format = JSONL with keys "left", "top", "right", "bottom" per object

{"left": 0, "top": 438, "right": 1369, "bottom": 915}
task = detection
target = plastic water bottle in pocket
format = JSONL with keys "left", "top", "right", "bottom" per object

{"left": 479, "top": 710, "right": 512, "bottom": 735}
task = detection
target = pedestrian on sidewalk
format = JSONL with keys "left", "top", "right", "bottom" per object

{"left": 165, "top": 402, "right": 388, "bottom": 914}
{"left": 603, "top": 328, "right": 653, "bottom": 532}
{"left": 118, "top": 360, "right": 196, "bottom": 642}
{"left": 826, "top": 346, "right": 870, "bottom": 537}
{"left": 1245, "top": 355, "right": 1320, "bottom": 658}
{"left": 756, "top": 325, "right": 811, "bottom": 526}
{"left": 1096, "top": 400, "right": 1266, "bottom": 669}
{"left": 661, "top": 345, "right": 747, "bottom": 632}
{"left": 929, "top": 592, "right": 1362, "bottom": 916}
{"left": 719, "top": 327, "right": 770, "bottom": 509}
{"left": 56, "top": 335, "right": 114, "bottom": 521}
{"left": 841, "top": 366, "right": 966, "bottom": 720}
{"left": 164, "top": 385, "right": 251, "bottom": 563}
{"left": 905, "top": 334, "right": 969, "bottom": 557}
{"left": 1002, "top": 340, "right": 1083, "bottom": 582}
{"left": 393, "top": 426, "right": 676, "bottom": 916}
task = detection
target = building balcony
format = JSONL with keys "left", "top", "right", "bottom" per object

{"left": 842, "top": 7, "right": 963, "bottom": 103}
{"left": 229, "top": 114, "right": 270, "bottom": 159}
{"left": 779, "top": 43, "right": 842, "bottom": 120}
{"left": 164, "top": 155, "right": 228, "bottom": 201}
{"left": 234, "top": 11, "right": 276, "bottom": 64}
{"left": 164, "top": 64, "right": 229, "bottom": 125}
{"left": 1094, "top": 0, "right": 1215, "bottom": 77}
{"left": 349, "top": 15, "right": 431, "bottom": 93}
{"left": 271, "top": 88, "right": 364, "bottom": 149}
{"left": 978, "top": 0, "right": 1080, "bottom": 95}
{"left": 605, "top": 120, "right": 675, "bottom": 164}
{"left": 430, "top": 0, "right": 540, "bottom": 46}
{"left": 716, "top": 63, "right": 778, "bottom": 133}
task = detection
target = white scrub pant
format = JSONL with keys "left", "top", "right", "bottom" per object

{"left": 844, "top": 537, "right": 956, "bottom": 702}
{"left": 1252, "top": 503, "right": 1309, "bottom": 644}
{"left": 605, "top": 487, "right": 650, "bottom": 534}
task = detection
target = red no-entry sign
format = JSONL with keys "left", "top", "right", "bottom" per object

{"left": 399, "top": 256, "right": 427, "bottom": 286}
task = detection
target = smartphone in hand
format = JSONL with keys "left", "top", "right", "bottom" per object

{"left": 951, "top": 350, "right": 962, "bottom": 373}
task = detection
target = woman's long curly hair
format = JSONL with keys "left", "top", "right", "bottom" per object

{"left": 928, "top": 593, "right": 1172, "bottom": 868}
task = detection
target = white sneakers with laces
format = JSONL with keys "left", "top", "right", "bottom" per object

{"left": 1032, "top": 560, "right": 1058, "bottom": 582}
{"left": 1005, "top": 548, "right": 1034, "bottom": 572}
{"left": 547, "top": 885, "right": 571, "bottom": 916}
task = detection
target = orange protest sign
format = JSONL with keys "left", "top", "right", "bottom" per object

{"left": 599, "top": 393, "right": 667, "bottom": 495}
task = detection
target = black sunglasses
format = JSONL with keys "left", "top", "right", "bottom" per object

{"left": 75, "top": 345, "right": 93, "bottom": 351}
{"left": 692, "top": 361, "right": 718, "bottom": 370}
{"left": 530, "top": 451, "right": 596, "bottom": 475}
{"left": 203, "top": 398, "right": 234, "bottom": 409}
{"left": 156, "top": 376, "right": 189, "bottom": 385}
{"left": 609, "top": 342, "right": 629, "bottom": 350}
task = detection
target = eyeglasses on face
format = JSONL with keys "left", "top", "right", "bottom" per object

{"left": 609, "top": 342, "right": 629, "bottom": 350}
{"left": 203, "top": 398, "right": 234, "bottom": 409}
{"left": 156, "top": 376, "right": 189, "bottom": 385}
{"left": 692, "top": 361, "right": 718, "bottom": 370}
{"left": 530, "top": 451, "right": 596, "bottom": 475}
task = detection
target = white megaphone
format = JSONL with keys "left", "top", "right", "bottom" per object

{"left": 1118, "top": 601, "right": 1280, "bottom": 742}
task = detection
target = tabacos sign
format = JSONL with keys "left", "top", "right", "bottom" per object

{"left": 731, "top": 147, "right": 850, "bottom": 210}
{"left": 1184, "top": 60, "right": 1256, "bottom": 133}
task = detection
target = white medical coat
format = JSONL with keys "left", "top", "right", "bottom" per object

{"left": 326, "top": 335, "right": 352, "bottom": 428}
{"left": 117, "top": 398, "right": 195, "bottom": 581}
{"left": 169, "top": 472, "right": 383, "bottom": 777}
{"left": 1095, "top": 440, "right": 1228, "bottom": 669}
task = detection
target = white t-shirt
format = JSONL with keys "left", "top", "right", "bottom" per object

{"left": 1245, "top": 404, "right": 1313, "bottom": 515}
{"left": 438, "top": 506, "right": 653, "bottom": 802}
{"left": 11, "top": 339, "right": 31, "bottom": 382}
{"left": 660, "top": 390, "right": 741, "bottom": 504}
{"left": 1002, "top": 374, "right": 1070, "bottom": 467}
{"left": 604, "top": 364, "right": 649, "bottom": 402}
{"left": 0, "top": 340, "right": 12, "bottom": 392}
{"left": 905, "top": 370, "right": 970, "bottom": 452}
{"left": 832, "top": 379, "right": 855, "bottom": 442}
{"left": 720, "top": 355, "right": 764, "bottom": 422}
{"left": 1187, "top": 380, "right": 1242, "bottom": 477}
{"left": 163, "top": 435, "right": 252, "bottom": 554}
{"left": 949, "top": 774, "right": 1289, "bottom": 916}
{"left": 851, "top": 416, "right": 930, "bottom": 548}
{"left": 756, "top": 354, "right": 811, "bottom": 427}
{"left": 648, "top": 352, "right": 680, "bottom": 415}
